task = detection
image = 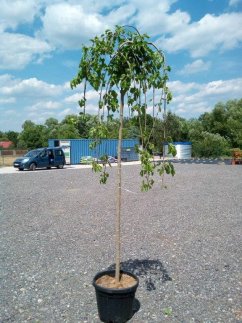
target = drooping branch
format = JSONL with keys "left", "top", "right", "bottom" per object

{"left": 70, "top": 25, "right": 176, "bottom": 283}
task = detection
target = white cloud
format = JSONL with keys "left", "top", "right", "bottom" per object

{"left": 0, "top": 0, "right": 39, "bottom": 31}
{"left": 161, "top": 13, "right": 242, "bottom": 57}
{"left": 38, "top": 0, "right": 184, "bottom": 49}
{"left": 65, "top": 89, "right": 100, "bottom": 104}
{"left": 130, "top": 0, "right": 177, "bottom": 14}
{"left": 83, "top": 103, "right": 101, "bottom": 115}
{"left": 38, "top": 1, "right": 242, "bottom": 59}
{"left": 63, "top": 81, "right": 73, "bottom": 90}
{"left": 168, "top": 78, "right": 242, "bottom": 118}
{"left": 26, "top": 101, "right": 61, "bottom": 112}
{"left": 202, "top": 79, "right": 242, "bottom": 95}
{"left": 86, "top": 90, "right": 100, "bottom": 101}
{"left": 41, "top": 0, "right": 127, "bottom": 13}
{"left": 40, "top": 3, "right": 107, "bottom": 49}
{"left": 0, "top": 77, "right": 62, "bottom": 97}
{"left": 1, "top": 0, "right": 241, "bottom": 71}
{"left": 0, "top": 32, "right": 52, "bottom": 70}
{"left": 64, "top": 93, "right": 82, "bottom": 103}
{"left": 23, "top": 101, "right": 79, "bottom": 126}
{"left": 168, "top": 80, "right": 202, "bottom": 94}
{"left": 0, "top": 74, "right": 13, "bottom": 84}
{"left": 134, "top": 8, "right": 190, "bottom": 36}
{"left": 27, "top": 111, "right": 60, "bottom": 125}
{"left": 179, "top": 59, "right": 211, "bottom": 75}
{"left": 28, "top": 0, "right": 242, "bottom": 59}
{"left": 58, "top": 107, "right": 77, "bottom": 117}
{"left": 0, "top": 74, "right": 79, "bottom": 130}
{"left": 105, "top": 4, "right": 137, "bottom": 26}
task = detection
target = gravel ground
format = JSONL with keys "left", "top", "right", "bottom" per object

{"left": 0, "top": 163, "right": 242, "bottom": 323}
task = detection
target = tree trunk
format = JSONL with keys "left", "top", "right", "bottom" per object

{"left": 115, "top": 90, "right": 124, "bottom": 283}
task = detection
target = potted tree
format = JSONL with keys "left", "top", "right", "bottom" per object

{"left": 71, "top": 25, "right": 176, "bottom": 323}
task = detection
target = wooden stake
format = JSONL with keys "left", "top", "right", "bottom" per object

{"left": 115, "top": 90, "right": 124, "bottom": 283}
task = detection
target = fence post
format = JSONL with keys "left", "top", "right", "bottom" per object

{"left": 0, "top": 149, "right": 4, "bottom": 166}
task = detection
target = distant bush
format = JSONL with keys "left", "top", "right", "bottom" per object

{"left": 192, "top": 131, "right": 230, "bottom": 158}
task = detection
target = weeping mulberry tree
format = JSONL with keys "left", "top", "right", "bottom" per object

{"left": 71, "top": 25, "right": 176, "bottom": 284}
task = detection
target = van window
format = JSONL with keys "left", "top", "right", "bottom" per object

{"left": 25, "top": 150, "right": 40, "bottom": 157}
{"left": 56, "top": 149, "right": 63, "bottom": 156}
{"left": 40, "top": 150, "right": 47, "bottom": 157}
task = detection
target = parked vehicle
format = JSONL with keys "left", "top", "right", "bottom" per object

{"left": 106, "top": 156, "right": 118, "bottom": 163}
{"left": 13, "top": 147, "right": 66, "bottom": 171}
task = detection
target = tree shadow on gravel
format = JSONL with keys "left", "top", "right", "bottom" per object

{"left": 107, "top": 259, "right": 172, "bottom": 291}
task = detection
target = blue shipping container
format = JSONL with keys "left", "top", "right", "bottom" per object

{"left": 48, "top": 139, "right": 139, "bottom": 164}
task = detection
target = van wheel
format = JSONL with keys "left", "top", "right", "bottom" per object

{"left": 19, "top": 168, "right": 23, "bottom": 171}
{"left": 29, "top": 163, "right": 36, "bottom": 171}
{"left": 57, "top": 164, "right": 64, "bottom": 169}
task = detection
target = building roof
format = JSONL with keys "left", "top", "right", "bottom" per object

{"left": 0, "top": 141, "right": 13, "bottom": 149}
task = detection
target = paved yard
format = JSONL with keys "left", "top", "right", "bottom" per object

{"left": 0, "top": 163, "right": 241, "bottom": 322}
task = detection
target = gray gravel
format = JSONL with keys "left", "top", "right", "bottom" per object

{"left": 0, "top": 163, "right": 242, "bottom": 322}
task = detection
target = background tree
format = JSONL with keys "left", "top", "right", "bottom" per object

{"left": 78, "top": 114, "right": 100, "bottom": 138}
{"left": 123, "top": 117, "right": 140, "bottom": 139}
{"left": 225, "top": 99, "right": 242, "bottom": 148}
{"left": 199, "top": 99, "right": 242, "bottom": 149}
{"left": 0, "top": 131, "right": 9, "bottom": 141}
{"left": 199, "top": 105, "right": 228, "bottom": 138}
{"left": 5, "top": 131, "right": 19, "bottom": 147}
{"left": 18, "top": 121, "right": 47, "bottom": 149}
{"left": 44, "top": 118, "right": 59, "bottom": 140}
{"left": 57, "top": 124, "right": 80, "bottom": 139}
{"left": 58, "top": 115, "right": 80, "bottom": 138}
{"left": 192, "top": 131, "right": 230, "bottom": 157}
{"left": 163, "top": 112, "right": 189, "bottom": 142}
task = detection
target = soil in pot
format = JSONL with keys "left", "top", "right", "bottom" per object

{"left": 96, "top": 273, "right": 137, "bottom": 289}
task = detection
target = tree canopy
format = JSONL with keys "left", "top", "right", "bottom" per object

{"left": 70, "top": 25, "right": 177, "bottom": 192}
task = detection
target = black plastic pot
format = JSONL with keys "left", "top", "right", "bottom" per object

{"left": 93, "top": 270, "right": 139, "bottom": 323}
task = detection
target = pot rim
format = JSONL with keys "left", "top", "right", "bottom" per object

{"left": 93, "top": 269, "right": 139, "bottom": 294}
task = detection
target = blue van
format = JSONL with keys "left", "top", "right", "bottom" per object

{"left": 13, "top": 147, "right": 66, "bottom": 171}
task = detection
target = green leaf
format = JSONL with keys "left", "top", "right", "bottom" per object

{"left": 168, "top": 143, "right": 177, "bottom": 157}
{"left": 163, "top": 307, "right": 173, "bottom": 317}
{"left": 78, "top": 98, "right": 86, "bottom": 108}
{"left": 100, "top": 171, "right": 109, "bottom": 184}
{"left": 92, "top": 160, "right": 102, "bottom": 173}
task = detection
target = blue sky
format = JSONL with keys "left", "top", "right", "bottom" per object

{"left": 0, "top": 0, "right": 242, "bottom": 131}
